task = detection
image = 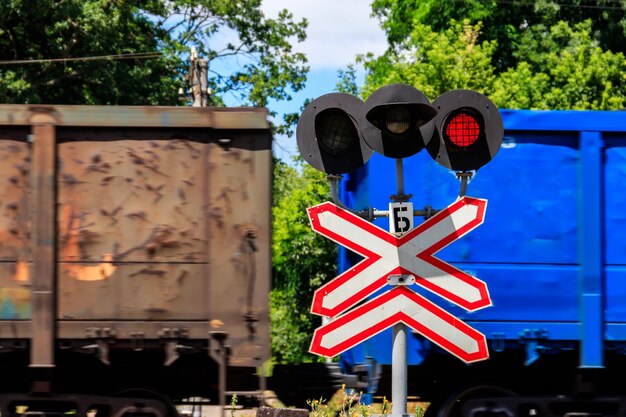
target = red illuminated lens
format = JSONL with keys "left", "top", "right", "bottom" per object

{"left": 444, "top": 111, "right": 481, "bottom": 147}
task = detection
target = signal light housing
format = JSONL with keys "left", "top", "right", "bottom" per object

{"left": 427, "top": 90, "right": 503, "bottom": 172}
{"left": 296, "top": 93, "right": 374, "bottom": 175}
{"left": 361, "top": 84, "right": 437, "bottom": 158}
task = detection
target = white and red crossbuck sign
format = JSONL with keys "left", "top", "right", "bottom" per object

{"left": 307, "top": 196, "right": 491, "bottom": 363}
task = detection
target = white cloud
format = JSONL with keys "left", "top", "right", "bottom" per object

{"left": 261, "top": 0, "right": 387, "bottom": 70}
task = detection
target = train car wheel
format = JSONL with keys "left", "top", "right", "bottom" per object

{"left": 432, "top": 385, "right": 517, "bottom": 417}
{"left": 115, "top": 388, "right": 180, "bottom": 417}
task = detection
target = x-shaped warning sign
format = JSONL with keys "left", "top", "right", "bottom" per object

{"left": 307, "top": 196, "right": 491, "bottom": 319}
{"left": 307, "top": 196, "right": 492, "bottom": 362}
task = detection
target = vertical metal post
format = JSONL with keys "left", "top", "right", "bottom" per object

{"left": 209, "top": 331, "right": 229, "bottom": 411}
{"left": 218, "top": 345, "right": 226, "bottom": 411}
{"left": 391, "top": 324, "right": 408, "bottom": 416}
{"left": 395, "top": 158, "right": 405, "bottom": 196}
{"left": 578, "top": 131, "right": 604, "bottom": 368}
{"left": 391, "top": 158, "right": 408, "bottom": 417}
{"left": 30, "top": 118, "right": 57, "bottom": 392}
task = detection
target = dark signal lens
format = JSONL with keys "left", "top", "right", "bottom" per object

{"left": 315, "top": 109, "right": 358, "bottom": 156}
{"left": 444, "top": 111, "right": 481, "bottom": 148}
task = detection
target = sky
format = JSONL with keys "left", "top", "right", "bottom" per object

{"left": 258, "top": 0, "right": 388, "bottom": 162}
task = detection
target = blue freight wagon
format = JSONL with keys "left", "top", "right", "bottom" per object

{"left": 337, "top": 109, "right": 626, "bottom": 417}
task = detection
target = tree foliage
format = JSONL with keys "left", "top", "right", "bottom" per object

{"left": 360, "top": 21, "right": 497, "bottom": 99}
{"left": 371, "top": 0, "right": 626, "bottom": 70}
{"left": 492, "top": 20, "right": 626, "bottom": 109}
{"left": 358, "top": 1, "right": 626, "bottom": 110}
{"left": 0, "top": 0, "right": 308, "bottom": 126}
{"left": 271, "top": 158, "right": 336, "bottom": 363}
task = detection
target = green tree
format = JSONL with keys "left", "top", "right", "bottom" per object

{"left": 357, "top": 2, "right": 626, "bottom": 110}
{"left": 492, "top": 20, "right": 626, "bottom": 109}
{"left": 360, "top": 20, "right": 497, "bottom": 100}
{"left": 371, "top": 0, "right": 626, "bottom": 70}
{"left": 271, "top": 158, "right": 336, "bottom": 363}
{"left": 0, "top": 0, "right": 308, "bottom": 128}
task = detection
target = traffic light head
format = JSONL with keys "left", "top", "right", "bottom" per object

{"left": 296, "top": 93, "right": 374, "bottom": 175}
{"left": 361, "top": 84, "right": 437, "bottom": 158}
{"left": 427, "top": 90, "right": 503, "bottom": 172}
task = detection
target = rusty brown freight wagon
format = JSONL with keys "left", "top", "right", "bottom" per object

{"left": 0, "top": 105, "right": 272, "bottom": 417}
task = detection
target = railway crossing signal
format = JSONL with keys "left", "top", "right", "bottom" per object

{"left": 296, "top": 83, "right": 503, "bottom": 413}
{"left": 307, "top": 197, "right": 491, "bottom": 362}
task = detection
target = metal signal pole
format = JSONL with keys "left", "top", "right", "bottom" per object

{"left": 391, "top": 158, "right": 409, "bottom": 417}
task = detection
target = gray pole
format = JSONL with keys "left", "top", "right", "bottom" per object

{"left": 395, "top": 158, "right": 405, "bottom": 196}
{"left": 391, "top": 324, "right": 408, "bottom": 416}
{"left": 391, "top": 158, "right": 409, "bottom": 417}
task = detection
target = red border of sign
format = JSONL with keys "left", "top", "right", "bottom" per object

{"left": 309, "top": 286, "right": 489, "bottom": 363}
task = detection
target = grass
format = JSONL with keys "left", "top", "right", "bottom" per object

{"left": 230, "top": 393, "right": 238, "bottom": 417}
{"left": 307, "top": 385, "right": 428, "bottom": 417}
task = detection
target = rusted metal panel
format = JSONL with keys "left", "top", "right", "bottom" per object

{"left": 0, "top": 131, "right": 32, "bottom": 321}
{"left": 0, "top": 320, "right": 213, "bottom": 340}
{"left": 0, "top": 263, "right": 31, "bottom": 320}
{"left": 58, "top": 263, "right": 207, "bottom": 320}
{"left": 57, "top": 134, "right": 207, "bottom": 321}
{"left": 0, "top": 105, "right": 269, "bottom": 129}
{"left": 248, "top": 131, "right": 272, "bottom": 366}
{"left": 0, "top": 320, "right": 29, "bottom": 338}
{"left": 54, "top": 122, "right": 272, "bottom": 365}
{"left": 57, "top": 138, "right": 208, "bottom": 263}
{"left": 57, "top": 320, "right": 210, "bottom": 339}
{"left": 0, "top": 134, "right": 31, "bottom": 262}
{"left": 206, "top": 133, "right": 272, "bottom": 367}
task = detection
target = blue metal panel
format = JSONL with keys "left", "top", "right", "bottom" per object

{"left": 605, "top": 324, "right": 626, "bottom": 341}
{"left": 605, "top": 267, "right": 626, "bottom": 322}
{"left": 471, "top": 322, "right": 581, "bottom": 341}
{"left": 604, "top": 135, "right": 626, "bottom": 265}
{"left": 502, "top": 110, "right": 626, "bottom": 132}
{"left": 417, "top": 264, "right": 579, "bottom": 322}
